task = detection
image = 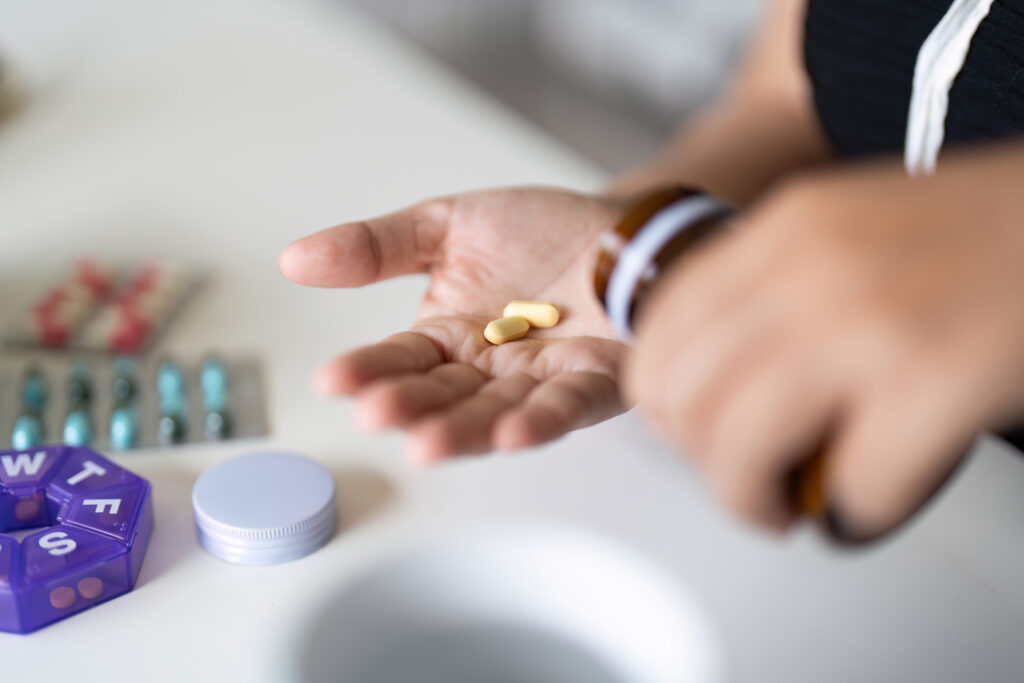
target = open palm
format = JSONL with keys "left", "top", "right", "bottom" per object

{"left": 279, "top": 187, "right": 630, "bottom": 462}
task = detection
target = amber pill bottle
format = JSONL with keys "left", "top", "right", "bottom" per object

{"left": 594, "top": 186, "right": 733, "bottom": 340}
{"left": 593, "top": 185, "right": 828, "bottom": 524}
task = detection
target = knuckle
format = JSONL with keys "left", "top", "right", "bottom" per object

{"left": 411, "top": 196, "right": 454, "bottom": 224}
{"left": 849, "top": 305, "right": 932, "bottom": 380}
{"left": 409, "top": 197, "right": 454, "bottom": 258}
{"left": 411, "top": 197, "right": 454, "bottom": 232}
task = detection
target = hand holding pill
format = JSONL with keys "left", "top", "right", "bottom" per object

{"left": 279, "top": 187, "right": 631, "bottom": 463}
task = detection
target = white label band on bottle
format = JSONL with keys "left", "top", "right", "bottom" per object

{"left": 605, "top": 194, "right": 731, "bottom": 341}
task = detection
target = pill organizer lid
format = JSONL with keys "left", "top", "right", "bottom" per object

{"left": 192, "top": 451, "right": 337, "bottom": 565}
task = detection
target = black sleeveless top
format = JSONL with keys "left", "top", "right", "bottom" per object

{"left": 805, "top": 1, "right": 1024, "bottom": 449}
{"left": 804, "top": 0, "right": 1024, "bottom": 159}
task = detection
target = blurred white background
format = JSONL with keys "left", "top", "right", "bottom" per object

{"left": 341, "top": 0, "right": 761, "bottom": 171}
{"left": 3, "top": 4, "right": 1024, "bottom": 682}
{"left": 0, "top": 0, "right": 760, "bottom": 171}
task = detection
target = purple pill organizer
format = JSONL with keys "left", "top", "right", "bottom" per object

{"left": 0, "top": 445, "right": 153, "bottom": 634}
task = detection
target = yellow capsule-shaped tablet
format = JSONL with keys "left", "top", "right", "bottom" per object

{"left": 484, "top": 315, "right": 530, "bottom": 345}
{"left": 502, "top": 301, "right": 560, "bottom": 328}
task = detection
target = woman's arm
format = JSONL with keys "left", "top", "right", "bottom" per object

{"left": 276, "top": 1, "right": 833, "bottom": 462}
{"left": 608, "top": 0, "right": 830, "bottom": 206}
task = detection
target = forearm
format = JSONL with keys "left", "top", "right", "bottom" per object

{"left": 607, "top": 0, "right": 830, "bottom": 207}
{"left": 607, "top": 96, "right": 829, "bottom": 206}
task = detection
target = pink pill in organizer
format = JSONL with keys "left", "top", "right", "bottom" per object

{"left": 0, "top": 445, "right": 153, "bottom": 634}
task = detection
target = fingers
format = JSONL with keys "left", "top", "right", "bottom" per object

{"left": 278, "top": 198, "right": 451, "bottom": 287}
{"left": 696, "top": 353, "right": 835, "bottom": 531}
{"left": 359, "top": 369, "right": 624, "bottom": 458}
{"left": 493, "top": 371, "right": 622, "bottom": 449}
{"left": 635, "top": 293, "right": 781, "bottom": 451}
{"left": 406, "top": 373, "right": 539, "bottom": 464}
{"left": 629, "top": 294, "right": 838, "bottom": 531}
{"left": 825, "top": 383, "right": 978, "bottom": 544}
{"left": 315, "top": 332, "right": 445, "bottom": 395}
{"left": 354, "top": 363, "right": 488, "bottom": 430}
{"left": 625, "top": 172, "right": 1007, "bottom": 542}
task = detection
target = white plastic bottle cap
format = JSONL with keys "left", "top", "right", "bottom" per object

{"left": 192, "top": 451, "right": 337, "bottom": 566}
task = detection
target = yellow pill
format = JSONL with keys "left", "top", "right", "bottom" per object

{"left": 502, "top": 301, "right": 560, "bottom": 328}
{"left": 484, "top": 315, "right": 530, "bottom": 345}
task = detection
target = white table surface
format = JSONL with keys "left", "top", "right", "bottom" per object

{"left": 1, "top": 0, "right": 1023, "bottom": 681}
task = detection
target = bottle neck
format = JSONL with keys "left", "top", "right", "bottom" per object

{"left": 596, "top": 187, "right": 733, "bottom": 340}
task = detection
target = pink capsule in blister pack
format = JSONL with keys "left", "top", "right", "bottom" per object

{"left": 2, "top": 259, "right": 204, "bottom": 354}
{"left": 0, "top": 445, "right": 153, "bottom": 633}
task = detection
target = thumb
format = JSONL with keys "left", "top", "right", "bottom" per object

{"left": 824, "top": 388, "right": 976, "bottom": 544}
{"left": 278, "top": 197, "right": 451, "bottom": 288}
